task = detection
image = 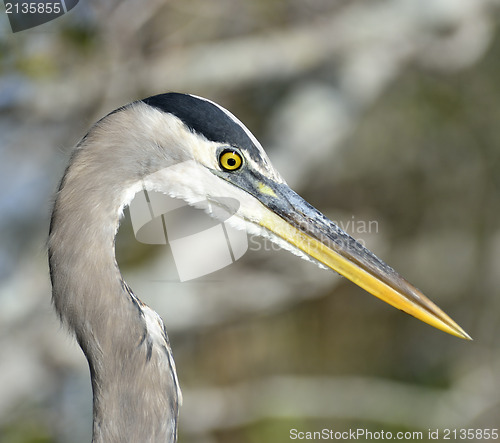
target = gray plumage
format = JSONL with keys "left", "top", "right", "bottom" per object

{"left": 48, "top": 92, "right": 470, "bottom": 443}
{"left": 49, "top": 103, "right": 184, "bottom": 442}
{"left": 50, "top": 93, "right": 286, "bottom": 442}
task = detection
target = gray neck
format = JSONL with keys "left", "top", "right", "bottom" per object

{"left": 49, "top": 107, "right": 180, "bottom": 443}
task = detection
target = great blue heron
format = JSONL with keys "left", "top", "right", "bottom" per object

{"left": 48, "top": 93, "right": 470, "bottom": 443}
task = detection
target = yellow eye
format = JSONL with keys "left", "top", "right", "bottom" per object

{"left": 219, "top": 149, "right": 243, "bottom": 171}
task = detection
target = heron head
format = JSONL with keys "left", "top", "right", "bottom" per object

{"left": 136, "top": 92, "right": 470, "bottom": 340}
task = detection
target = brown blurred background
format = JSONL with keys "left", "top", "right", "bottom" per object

{"left": 1, "top": 1, "right": 499, "bottom": 442}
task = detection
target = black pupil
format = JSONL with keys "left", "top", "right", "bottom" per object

{"left": 227, "top": 157, "right": 236, "bottom": 167}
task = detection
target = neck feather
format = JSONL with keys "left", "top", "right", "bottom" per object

{"left": 48, "top": 106, "right": 181, "bottom": 443}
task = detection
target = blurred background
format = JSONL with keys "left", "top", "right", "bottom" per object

{"left": 1, "top": 0, "right": 500, "bottom": 442}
